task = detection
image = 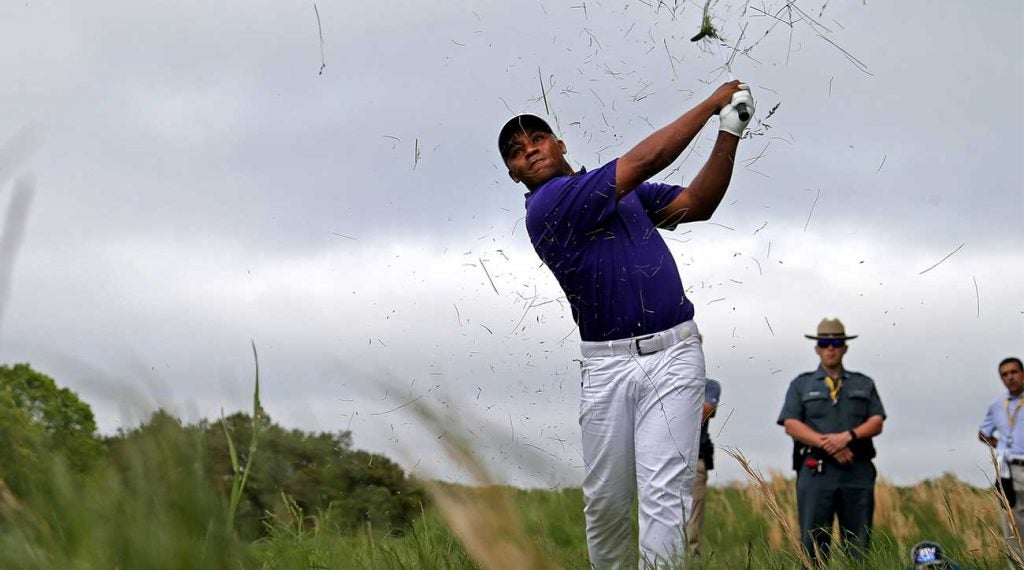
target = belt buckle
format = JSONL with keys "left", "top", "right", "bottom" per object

{"left": 634, "top": 334, "right": 657, "bottom": 356}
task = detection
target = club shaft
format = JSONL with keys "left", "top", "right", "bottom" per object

{"left": 715, "top": 39, "right": 749, "bottom": 121}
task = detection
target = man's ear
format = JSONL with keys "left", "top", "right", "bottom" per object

{"left": 558, "top": 139, "right": 567, "bottom": 155}
{"left": 508, "top": 169, "right": 521, "bottom": 184}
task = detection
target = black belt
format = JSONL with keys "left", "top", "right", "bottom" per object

{"left": 1010, "top": 458, "right": 1024, "bottom": 466}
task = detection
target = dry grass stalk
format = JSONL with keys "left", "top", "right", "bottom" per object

{"left": 412, "top": 402, "right": 560, "bottom": 570}
{"left": 425, "top": 482, "right": 555, "bottom": 570}
{"left": 742, "top": 481, "right": 782, "bottom": 548}
{"left": 974, "top": 511, "right": 1014, "bottom": 561}
{"left": 0, "top": 476, "right": 22, "bottom": 518}
{"left": 873, "top": 478, "right": 919, "bottom": 543}
{"left": 935, "top": 474, "right": 991, "bottom": 554}
{"left": 988, "top": 448, "right": 1024, "bottom": 567}
{"left": 741, "top": 470, "right": 796, "bottom": 549}
{"left": 723, "top": 447, "right": 815, "bottom": 569}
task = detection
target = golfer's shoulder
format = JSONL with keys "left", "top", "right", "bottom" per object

{"left": 530, "top": 163, "right": 617, "bottom": 207}
{"left": 569, "top": 161, "right": 617, "bottom": 193}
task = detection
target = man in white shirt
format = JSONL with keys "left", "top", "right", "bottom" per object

{"left": 978, "top": 356, "right": 1024, "bottom": 562}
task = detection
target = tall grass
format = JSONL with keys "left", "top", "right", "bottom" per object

{"left": 0, "top": 379, "right": 1014, "bottom": 569}
{"left": 409, "top": 402, "right": 561, "bottom": 570}
{"left": 988, "top": 448, "right": 1024, "bottom": 567}
{"left": 223, "top": 339, "right": 265, "bottom": 531}
{"left": 0, "top": 415, "right": 246, "bottom": 569}
{"left": 0, "top": 440, "right": 1011, "bottom": 568}
{"left": 398, "top": 404, "right": 1010, "bottom": 569}
{"left": 247, "top": 473, "right": 1011, "bottom": 570}
{"left": 722, "top": 447, "right": 812, "bottom": 568}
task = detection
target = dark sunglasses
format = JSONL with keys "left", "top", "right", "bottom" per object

{"left": 817, "top": 339, "right": 845, "bottom": 349}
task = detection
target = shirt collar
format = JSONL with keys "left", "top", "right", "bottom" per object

{"left": 813, "top": 366, "right": 845, "bottom": 381}
{"left": 523, "top": 166, "right": 588, "bottom": 198}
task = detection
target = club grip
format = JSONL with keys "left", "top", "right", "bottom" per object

{"left": 735, "top": 102, "right": 750, "bottom": 122}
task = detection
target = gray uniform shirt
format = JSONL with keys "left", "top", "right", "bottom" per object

{"left": 777, "top": 366, "right": 886, "bottom": 460}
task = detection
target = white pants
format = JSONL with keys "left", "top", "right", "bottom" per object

{"left": 579, "top": 321, "right": 706, "bottom": 569}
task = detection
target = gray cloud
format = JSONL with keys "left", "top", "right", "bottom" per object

{"left": 0, "top": 0, "right": 1021, "bottom": 487}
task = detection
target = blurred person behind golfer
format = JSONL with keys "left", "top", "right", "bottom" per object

{"left": 686, "top": 334, "right": 720, "bottom": 556}
{"left": 686, "top": 372, "right": 721, "bottom": 555}
{"left": 497, "top": 80, "right": 754, "bottom": 568}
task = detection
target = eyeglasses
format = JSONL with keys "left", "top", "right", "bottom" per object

{"left": 817, "top": 339, "right": 845, "bottom": 349}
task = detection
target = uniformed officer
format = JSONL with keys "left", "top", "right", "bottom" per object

{"left": 777, "top": 318, "right": 886, "bottom": 564}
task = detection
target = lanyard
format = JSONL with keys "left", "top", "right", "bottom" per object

{"left": 824, "top": 376, "right": 843, "bottom": 403}
{"left": 1006, "top": 397, "right": 1024, "bottom": 431}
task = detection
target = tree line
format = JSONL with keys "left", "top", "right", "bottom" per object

{"left": 0, "top": 363, "right": 425, "bottom": 540}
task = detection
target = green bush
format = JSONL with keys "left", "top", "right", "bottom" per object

{"left": 0, "top": 363, "right": 105, "bottom": 477}
{"left": 201, "top": 413, "right": 425, "bottom": 538}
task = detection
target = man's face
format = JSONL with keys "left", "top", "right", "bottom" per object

{"left": 504, "top": 129, "right": 568, "bottom": 189}
{"left": 815, "top": 343, "right": 847, "bottom": 368}
{"left": 1000, "top": 362, "right": 1024, "bottom": 396}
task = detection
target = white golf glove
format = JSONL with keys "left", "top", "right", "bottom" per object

{"left": 719, "top": 85, "right": 755, "bottom": 137}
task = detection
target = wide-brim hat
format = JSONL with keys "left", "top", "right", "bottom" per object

{"left": 497, "top": 114, "right": 553, "bottom": 161}
{"left": 804, "top": 318, "right": 858, "bottom": 340}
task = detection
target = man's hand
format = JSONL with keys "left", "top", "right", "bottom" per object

{"left": 615, "top": 80, "right": 745, "bottom": 199}
{"left": 819, "top": 431, "right": 853, "bottom": 454}
{"left": 702, "top": 402, "right": 716, "bottom": 423}
{"left": 978, "top": 431, "right": 998, "bottom": 448}
{"left": 719, "top": 88, "right": 755, "bottom": 137}
{"left": 831, "top": 447, "right": 854, "bottom": 465}
{"left": 706, "top": 80, "right": 746, "bottom": 113}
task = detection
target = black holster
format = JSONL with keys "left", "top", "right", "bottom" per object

{"left": 999, "top": 477, "right": 1017, "bottom": 509}
{"left": 792, "top": 443, "right": 810, "bottom": 471}
{"left": 700, "top": 441, "right": 715, "bottom": 471}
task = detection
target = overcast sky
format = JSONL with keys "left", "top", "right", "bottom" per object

{"left": 0, "top": 0, "right": 1021, "bottom": 489}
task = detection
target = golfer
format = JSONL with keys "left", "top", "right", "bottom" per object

{"left": 497, "top": 80, "right": 754, "bottom": 568}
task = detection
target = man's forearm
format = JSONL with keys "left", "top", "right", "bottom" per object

{"left": 675, "top": 132, "right": 739, "bottom": 221}
{"left": 617, "top": 100, "right": 718, "bottom": 197}
{"left": 784, "top": 419, "right": 823, "bottom": 447}
{"left": 851, "top": 415, "right": 884, "bottom": 439}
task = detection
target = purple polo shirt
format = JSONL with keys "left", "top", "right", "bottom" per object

{"left": 524, "top": 159, "right": 694, "bottom": 342}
